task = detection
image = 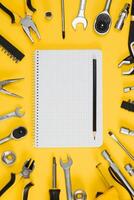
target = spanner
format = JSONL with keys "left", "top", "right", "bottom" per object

{"left": 72, "top": 0, "right": 88, "bottom": 30}
{"left": 60, "top": 156, "right": 73, "bottom": 200}
{"left": 0, "top": 107, "right": 25, "bottom": 121}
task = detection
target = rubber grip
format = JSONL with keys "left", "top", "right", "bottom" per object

{"left": 128, "top": 21, "right": 134, "bottom": 55}
{"left": 49, "top": 189, "right": 60, "bottom": 200}
{"left": 23, "top": 182, "right": 34, "bottom": 200}
{"left": 0, "top": 3, "right": 15, "bottom": 23}
{"left": 27, "top": 0, "right": 36, "bottom": 12}
{"left": 131, "top": 0, "right": 134, "bottom": 15}
{"left": 0, "top": 173, "right": 16, "bottom": 196}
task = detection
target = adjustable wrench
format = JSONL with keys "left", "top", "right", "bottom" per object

{"left": 60, "top": 156, "right": 73, "bottom": 200}
{"left": 72, "top": 0, "right": 88, "bottom": 30}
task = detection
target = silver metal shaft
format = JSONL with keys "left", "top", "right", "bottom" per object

{"left": 102, "top": 150, "right": 134, "bottom": 196}
{"left": 104, "top": 0, "right": 112, "bottom": 12}
{"left": 52, "top": 157, "right": 57, "bottom": 188}
{"left": 61, "top": 0, "right": 65, "bottom": 39}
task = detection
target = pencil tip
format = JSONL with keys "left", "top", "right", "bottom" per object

{"left": 93, "top": 132, "right": 96, "bottom": 140}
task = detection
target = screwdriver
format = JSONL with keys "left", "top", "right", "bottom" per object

{"left": 49, "top": 157, "right": 60, "bottom": 200}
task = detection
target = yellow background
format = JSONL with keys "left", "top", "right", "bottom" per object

{"left": 0, "top": 0, "right": 134, "bottom": 199}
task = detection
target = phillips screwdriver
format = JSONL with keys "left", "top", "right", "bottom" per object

{"left": 49, "top": 157, "right": 60, "bottom": 200}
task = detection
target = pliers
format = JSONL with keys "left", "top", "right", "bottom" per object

{"left": 0, "top": 0, "right": 41, "bottom": 43}
{"left": 0, "top": 159, "right": 35, "bottom": 200}
{"left": 119, "top": 0, "right": 134, "bottom": 67}
{"left": 0, "top": 78, "right": 24, "bottom": 98}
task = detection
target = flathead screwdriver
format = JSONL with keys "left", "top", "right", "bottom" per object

{"left": 49, "top": 157, "right": 60, "bottom": 200}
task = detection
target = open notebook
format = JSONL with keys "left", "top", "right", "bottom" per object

{"left": 34, "top": 50, "right": 103, "bottom": 148}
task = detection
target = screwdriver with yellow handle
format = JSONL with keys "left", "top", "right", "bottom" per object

{"left": 49, "top": 157, "right": 60, "bottom": 200}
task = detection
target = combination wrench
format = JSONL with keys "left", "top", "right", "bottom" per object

{"left": 0, "top": 107, "right": 25, "bottom": 121}
{"left": 60, "top": 156, "right": 73, "bottom": 200}
{"left": 72, "top": 0, "right": 88, "bottom": 30}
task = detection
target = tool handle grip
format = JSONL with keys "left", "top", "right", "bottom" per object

{"left": 49, "top": 189, "right": 60, "bottom": 200}
{"left": 0, "top": 3, "right": 15, "bottom": 23}
{"left": 0, "top": 173, "right": 16, "bottom": 196}
{"left": 26, "top": 0, "right": 36, "bottom": 13}
{"left": 131, "top": 0, "right": 134, "bottom": 15}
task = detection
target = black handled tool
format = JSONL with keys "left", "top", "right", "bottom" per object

{"left": 49, "top": 157, "right": 60, "bottom": 200}
{"left": 119, "top": 0, "right": 134, "bottom": 67}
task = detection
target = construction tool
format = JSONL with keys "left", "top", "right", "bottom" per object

{"left": 115, "top": 3, "right": 130, "bottom": 31}
{"left": 1, "top": 151, "right": 16, "bottom": 166}
{"left": 0, "top": 159, "right": 35, "bottom": 197}
{"left": 125, "top": 164, "right": 134, "bottom": 176}
{"left": 60, "top": 156, "right": 73, "bottom": 200}
{"left": 61, "top": 0, "right": 65, "bottom": 39}
{"left": 119, "top": 0, "right": 134, "bottom": 67}
{"left": 93, "top": 59, "right": 97, "bottom": 140}
{"left": 0, "top": 107, "right": 25, "bottom": 121}
{"left": 45, "top": 12, "right": 53, "bottom": 20}
{"left": 121, "top": 100, "right": 134, "bottom": 112}
{"left": 94, "top": 0, "right": 112, "bottom": 35}
{"left": 0, "top": 1, "right": 40, "bottom": 43}
{"left": 0, "top": 126, "right": 27, "bottom": 145}
{"left": 108, "top": 131, "right": 134, "bottom": 161}
{"left": 72, "top": 0, "right": 88, "bottom": 30}
{"left": 0, "top": 78, "right": 24, "bottom": 98}
{"left": 0, "top": 35, "right": 25, "bottom": 62}
{"left": 120, "top": 127, "right": 134, "bottom": 136}
{"left": 124, "top": 86, "right": 134, "bottom": 93}
{"left": 49, "top": 157, "right": 60, "bottom": 200}
{"left": 95, "top": 163, "right": 119, "bottom": 200}
{"left": 102, "top": 150, "right": 134, "bottom": 197}
{"left": 73, "top": 190, "right": 87, "bottom": 200}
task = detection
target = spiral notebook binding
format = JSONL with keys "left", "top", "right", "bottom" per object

{"left": 33, "top": 50, "right": 40, "bottom": 147}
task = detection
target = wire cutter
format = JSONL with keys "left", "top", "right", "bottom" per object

{"left": 0, "top": 78, "right": 24, "bottom": 98}
{"left": 0, "top": 0, "right": 41, "bottom": 43}
{"left": 119, "top": 1, "right": 134, "bottom": 67}
{"left": 0, "top": 159, "right": 35, "bottom": 199}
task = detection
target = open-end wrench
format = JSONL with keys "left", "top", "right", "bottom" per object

{"left": 72, "top": 0, "right": 88, "bottom": 30}
{"left": 0, "top": 107, "right": 25, "bottom": 121}
{"left": 60, "top": 156, "right": 73, "bottom": 200}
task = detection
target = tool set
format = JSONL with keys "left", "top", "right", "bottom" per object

{"left": 0, "top": 0, "right": 134, "bottom": 199}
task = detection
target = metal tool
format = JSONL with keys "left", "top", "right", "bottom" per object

{"left": 0, "top": 35, "right": 25, "bottom": 63}
{"left": 0, "top": 107, "right": 25, "bottom": 121}
{"left": 120, "top": 127, "right": 134, "bottom": 136}
{"left": 102, "top": 150, "right": 134, "bottom": 196}
{"left": 45, "top": 12, "right": 53, "bottom": 20}
{"left": 0, "top": 127, "right": 27, "bottom": 145}
{"left": 1, "top": 151, "right": 16, "bottom": 165}
{"left": 72, "top": 0, "right": 88, "bottom": 30}
{"left": 119, "top": 0, "right": 134, "bottom": 67}
{"left": 121, "top": 100, "right": 134, "bottom": 112}
{"left": 125, "top": 164, "right": 134, "bottom": 176}
{"left": 108, "top": 131, "right": 134, "bottom": 161}
{"left": 94, "top": 0, "right": 112, "bottom": 35}
{"left": 122, "top": 67, "right": 134, "bottom": 75}
{"left": 0, "top": 78, "right": 24, "bottom": 98}
{"left": 0, "top": 1, "right": 40, "bottom": 43}
{"left": 73, "top": 190, "right": 87, "bottom": 200}
{"left": 0, "top": 159, "right": 35, "bottom": 197}
{"left": 61, "top": 0, "right": 65, "bottom": 39}
{"left": 93, "top": 59, "right": 97, "bottom": 140}
{"left": 124, "top": 86, "right": 134, "bottom": 93}
{"left": 49, "top": 157, "right": 60, "bottom": 200}
{"left": 60, "top": 156, "right": 73, "bottom": 200}
{"left": 20, "top": 159, "right": 35, "bottom": 179}
{"left": 115, "top": 3, "right": 130, "bottom": 31}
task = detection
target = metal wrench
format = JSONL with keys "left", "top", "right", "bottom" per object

{"left": 60, "top": 156, "right": 73, "bottom": 200}
{"left": 72, "top": 0, "right": 88, "bottom": 30}
{"left": 0, "top": 107, "right": 25, "bottom": 121}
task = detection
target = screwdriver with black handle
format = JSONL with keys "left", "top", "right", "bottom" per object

{"left": 49, "top": 157, "right": 60, "bottom": 200}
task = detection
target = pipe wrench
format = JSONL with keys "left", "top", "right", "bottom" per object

{"left": 119, "top": 1, "right": 134, "bottom": 67}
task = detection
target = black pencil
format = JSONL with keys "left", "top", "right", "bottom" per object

{"left": 93, "top": 59, "right": 97, "bottom": 140}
